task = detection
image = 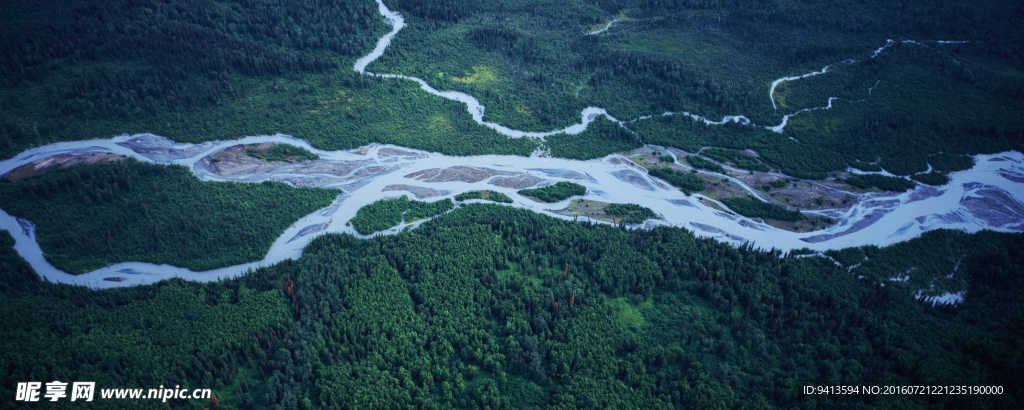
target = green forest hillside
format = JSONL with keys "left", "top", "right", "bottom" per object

{"left": 0, "top": 230, "right": 294, "bottom": 410}
{"left": 0, "top": 159, "right": 338, "bottom": 273}
{"left": 1, "top": 205, "right": 1022, "bottom": 408}
{"left": 375, "top": 0, "right": 1024, "bottom": 175}
{"left": 1, "top": 1, "right": 1023, "bottom": 409}
{"left": 2, "top": 0, "right": 1022, "bottom": 180}
{"left": 0, "top": 0, "right": 537, "bottom": 160}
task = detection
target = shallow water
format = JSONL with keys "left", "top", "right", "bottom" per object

{"left": 1, "top": 133, "right": 1022, "bottom": 289}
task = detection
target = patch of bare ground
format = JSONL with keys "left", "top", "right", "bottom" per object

{"left": 610, "top": 169, "right": 654, "bottom": 191}
{"left": 405, "top": 166, "right": 519, "bottom": 183}
{"left": 762, "top": 215, "right": 836, "bottom": 233}
{"left": 196, "top": 145, "right": 391, "bottom": 188}
{"left": 378, "top": 147, "right": 426, "bottom": 160}
{"left": 3, "top": 153, "right": 127, "bottom": 181}
{"left": 383, "top": 184, "right": 449, "bottom": 199}
{"left": 203, "top": 145, "right": 263, "bottom": 175}
{"left": 526, "top": 168, "right": 595, "bottom": 182}
{"left": 698, "top": 176, "right": 752, "bottom": 201}
{"left": 699, "top": 180, "right": 839, "bottom": 233}
{"left": 760, "top": 179, "right": 857, "bottom": 213}
{"left": 116, "top": 134, "right": 208, "bottom": 162}
{"left": 626, "top": 147, "right": 861, "bottom": 233}
{"left": 201, "top": 145, "right": 369, "bottom": 178}
{"left": 697, "top": 197, "right": 731, "bottom": 214}
{"left": 243, "top": 143, "right": 273, "bottom": 153}
{"left": 624, "top": 146, "right": 673, "bottom": 170}
{"left": 489, "top": 175, "right": 543, "bottom": 188}
{"left": 475, "top": 190, "right": 507, "bottom": 202}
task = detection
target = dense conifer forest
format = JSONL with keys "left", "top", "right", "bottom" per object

{"left": 842, "top": 174, "right": 917, "bottom": 192}
{"left": 454, "top": 190, "right": 514, "bottom": 203}
{"left": 719, "top": 196, "right": 806, "bottom": 222}
{"left": 0, "top": 160, "right": 338, "bottom": 273}
{"left": 2, "top": 0, "right": 1021, "bottom": 181}
{"left": 545, "top": 117, "right": 642, "bottom": 160}
{"left": 2, "top": 0, "right": 1023, "bottom": 408}
{"left": 1, "top": 205, "right": 1021, "bottom": 409}
{"left": 685, "top": 155, "right": 727, "bottom": 174}
{"left": 0, "top": 0, "right": 539, "bottom": 161}
{"left": 603, "top": 203, "right": 659, "bottom": 224}
{"left": 648, "top": 167, "right": 706, "bottom": 194}
{"left": 373, "top": 0, "right": 1024, "bottom": 177}
{"left": 0, "top": 230, "right": 294, "bottom": 409}
{"left": 350, "top": 196, "right": 455, "bottom": 235}
{"left": 910, "top": 172, "right": 950, "bottom": 186}
{"left": 518, "top": 182, "right": 588, "bottom": 203}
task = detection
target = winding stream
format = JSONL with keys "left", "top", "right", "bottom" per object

{"left": 354, "top": 1, "right": 967, "bottom": 143}
{"left": 354, "top": 1, "right": 617, "bottom": 143}
{"left": 587, "top": 15, "right": 624, "bottom": 35}
{"left": 0, "top": 1, "right": 1019, "bottom": 290}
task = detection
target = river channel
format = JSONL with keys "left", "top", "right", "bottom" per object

{"left": 1, "top": 133, "right": 1022, "bottom": 289}
{"left": 0, "top": 0, "right": 1021, "bottom": 289}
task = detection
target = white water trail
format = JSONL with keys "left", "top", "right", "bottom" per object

{"left": 1, "top": 133, "right": 1021, "bottom": 289}
{"left": 769, "top": 66, "right": 837, "bottom": 111}
{"left": 761, "top": 37, "right": 972, "bottom": 133}
{"left": 764, "top": 38, "right": 969, "bottom": 133}
{"left": 769, "top": 39, "right": 894, "bottom": 111}
{"left": 359, "top": 1, "right": 960, "bottom": 141}
{"left": 867, "top": 80, "right": 881, "bottom": 96}
{"left": 587, "top": 15, "right": 624, "bottom": 35}
{"left": 767, "top": 97, "right": 839, "bottom": 134}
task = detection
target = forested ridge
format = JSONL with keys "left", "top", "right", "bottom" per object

{"left": 375, "top": 0, "right": 1024, "bottom": 178}
{"left": 2, "top": 1, "right": 1023, "bottom": 409}
{"left": 545, "top": 116, "right": 642, "bottom": 160}
{"left": 0, "top": 0, "right": 381, "bottom": 152}
{"left": 1, "top": 0, "right": 1022, "bottom": 182}
{"left": 0, "top": 0, "right": 538, "bottom": 161}
{"left": 631, "top": 115, "right": 847, "bottom": 180}
{"left": 0, "top": 159, "right": 338, "bottom": 274}
{"left": 2, "top": 205, "right": 1021, "bottom": 409}
{"left": 911, "top": 172, "right": 949, "bottom": 186}
{"left": 0, "top": 230, "right": 295, "bottom": 409}
{"left": 702, "top": 148, "right": 771, "bottom": 173}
